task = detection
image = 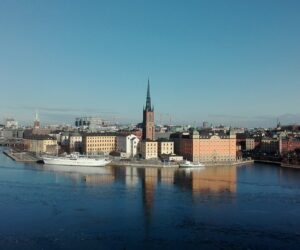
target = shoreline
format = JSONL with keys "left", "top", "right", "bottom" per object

{"left": 254, "top": 160, "right": 281, "bottom": 165}
{"left": 109, "top": 159, "right": 254, "bottom": 168}
{"left": 3, "top": 150, "right": 38, "bottom": 162}
{"left": 3, "top": 149, "right": 254, "bottom": 168}
{"left": 255, "top": 160, "right": 300, "bottom": 169}
{"left": 281, "top": 163, "right": 300, "bottom": 169}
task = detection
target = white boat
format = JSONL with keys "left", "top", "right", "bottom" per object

{"left": 179, "top": 160, "right": 205, "bottom": 169}
{"left": 42, "top": 153, "right": 111, "bottom": 167}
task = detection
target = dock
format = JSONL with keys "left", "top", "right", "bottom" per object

{"left": 2, "top": 148, "right": 255, "bottom": 168}
{"left": 110, "top": 161, "right": 179, "bottom": 168}
{"left": 281, "top": 163, "right": 300, "bottom": 169}
{"left": 110, "top": 159, "right": 254, "bottom": 168}
{"left": 3, "top": 150, "right": 38, "bottom": 163}
{"left": 254, "top": 160, "right": 300, "bottom": 169}
{"left": 254, "top": 160, "right": 281, "bottom": 165}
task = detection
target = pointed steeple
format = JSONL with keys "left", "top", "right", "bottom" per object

{"left": 147, "top": 78, "right": 150, "bottom": 99}
{"left": 34, "top": 109, "right": 40, "bottom": 129}
{"left": 35, "top": 109, "right": 39, "bottom": 122}
{"left": 145, "top": 78, "right": 152, "bottom": 111}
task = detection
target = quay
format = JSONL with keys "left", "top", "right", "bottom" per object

{"left": 0, "top": 149, "right": 262, "bottom": 169}
{"left": 110, "top": 160, "right": 179, "bottom": 168}
{"left": 281, "top": 163, "right": 300, "bottom": 169}
{"left": 110, "top": 159, "right": 254, "bottom": 168}
{"left": 203, "top": 160, "right": 254, "bottom": 167}
{"left": 254, "top": 160, "right": 281, "bottom": 165}
{"left": 2, "top": 148, "right": 254, "bottom": 168}
{"left": 3, "top": 150, "right": 38, "bottom": 163}
{"left": 255, "top": 159, "right": 300, "bottom": 169}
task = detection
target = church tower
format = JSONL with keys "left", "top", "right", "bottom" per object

{"left": 33, "top": 110, "right": 40, "bottom": 129}
{"left": 142, "top": 79, "right": 155, "bottom": 140}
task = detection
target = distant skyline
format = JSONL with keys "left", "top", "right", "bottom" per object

{"left": 0, "top": 0, "right": 300, "bottom": 127}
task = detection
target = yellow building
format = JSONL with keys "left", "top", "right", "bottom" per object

{"left": 157, "top": 139, "right": 174, "bottom": 156}
{"left": 82, "top": 133, "right": 116, "bottom": 155}
{"left": 139, "top": 140, "right": 158, "bottom": 159}
{"left": 24, "top": 135, "right": 57, "bottom": 154}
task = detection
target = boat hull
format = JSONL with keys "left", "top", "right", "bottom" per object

{"left": 179, "top": 165, "right": 205, "bottom": 169}
{"left": 42, "top": 157, "right": 111, "bottom": 167}
{"left": 179, "top": 161, "right": 205, "bottom": 169}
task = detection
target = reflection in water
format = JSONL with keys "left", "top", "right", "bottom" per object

{"left": 142, "top": 168, "right": 158, "bottom": 219}
{"left": 174, "top": 167, "right": 237, "bottom": 194}
{"left": 160, "top": 168, "right": 175, "bottom": 185}
{"left": 125, "top": 167, "right": 138, "bottom": 188}
{"left": 42, "top": 164, "right": 115, "bottom": 186}
{"left": 38, "top": 164, "right": 237, "bottom": 228}
{"left": 84, "top": 174, "right": 115, "bottom": 186}
{"left": 42, "top": 164, "right": 113, "bottom": 175}
{"left": 191, "top": 167, "right": 236, "bottom": 193}
{"left": 279, "top": 168, "right": 300, "bottom": 189}
{"left": 40, "top": 165, "right": 236, "bottom": 194}
{"left": 2, "top": 153, "right": 300, "bottom": 249}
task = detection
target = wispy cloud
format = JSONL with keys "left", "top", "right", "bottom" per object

{"left": 0, "top": 105, "right": 121, "bottom": 124}
{"left": 252, "top": 113, "right": 300, "bottom": 122}
{"left": 197, "top": 113, "right": 300, "bottom": 128}
{"left": 20, "top": 106, "right": 117, "bottom": 115}
{"left": 3, "top": 105, "right": 118, "bottom": 115}
{"left": 207, "top": 114, "right": 247, "bottom": 120}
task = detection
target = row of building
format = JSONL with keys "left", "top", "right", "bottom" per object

{"left": 237, "top": 136, "right": 300, "bottom": 155}
{"left": 236, "top": 122, "right": 300, "bottom": 156}
{"left": 18, "top": 81, "right": 237, "bottom": 163}
{"left": 22, "top": 128, "right": 238, "bottom": 163}
{"left": 20, "top": 124, "right": 300, "bottom": 163}
{"left": 6, "top": 80, "right": 300, "bottom": 164}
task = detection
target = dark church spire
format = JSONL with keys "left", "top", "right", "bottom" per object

{"left": 145, "top": 78, "right": 152, "bottom": 111}
{"left": 142, "top": 78, "right": 155, "bottom": 141}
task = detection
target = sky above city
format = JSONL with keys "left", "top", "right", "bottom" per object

{"left": 0, "top": 0, "right": 300, "bottom": 127}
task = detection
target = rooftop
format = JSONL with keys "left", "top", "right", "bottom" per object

{"left": 24, "top": 134, "right": 56, "bottom": 140}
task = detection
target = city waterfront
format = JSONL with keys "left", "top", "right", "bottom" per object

{"left": 1, "top": 148, "right": 300, "bottom": 249}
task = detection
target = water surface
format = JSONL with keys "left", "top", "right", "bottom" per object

{"left": 0, "top": 149, "right": 300, "bottom": 249}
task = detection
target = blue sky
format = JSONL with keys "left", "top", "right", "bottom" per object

{"left": 0, "top": 0, "right": 299, "bottom": 127}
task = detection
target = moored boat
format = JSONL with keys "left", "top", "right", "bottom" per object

{"left": 42, "top": 153, "right": 111, "bottom": 167}
{"left": 179, "top": 160, "right": 205, "bottom": 169}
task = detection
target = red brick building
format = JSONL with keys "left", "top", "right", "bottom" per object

{"left": 280, "top": 138, "right": 300, "bottom": 155}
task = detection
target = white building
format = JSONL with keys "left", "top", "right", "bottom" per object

{"left": 5, "top": 119, "right": 18, "bottom": 129}
{"left": 69, "top": 132, "right": 82, "bottom": 152}
{"left": 116, "top": 134, "right": 139, "bottom": 158}
{"left": 59, "top": 132, "right": 70, "bottom": 145}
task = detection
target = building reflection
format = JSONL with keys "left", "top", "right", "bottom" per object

{"left": 40, "top": 164, "right": 236, "bottom": 228}
{"left": 279, "top": 168, "right": 300, "bottom": 189}
{"left": 41, "top": 164, "right": 236, "bottom": 195}
{"left": 142, "top": 168, "right": 158, "bottom": 216}
{"left": 174, "top": 166, "right": 237, "bottom": 194}
{"left": 83, "top": 173, "right": 115, "bottom": 186}
{"left": 41, "top": 164, "right": 115, "bottom": 185}
{"left": 125, "top": 167, "right": 139, "bottom": 188}
{"left": 159, "top": 168, "right": 175, "bottom": 185}
{"left": 81, "top": 166, "right": 114, "bottom": 186}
